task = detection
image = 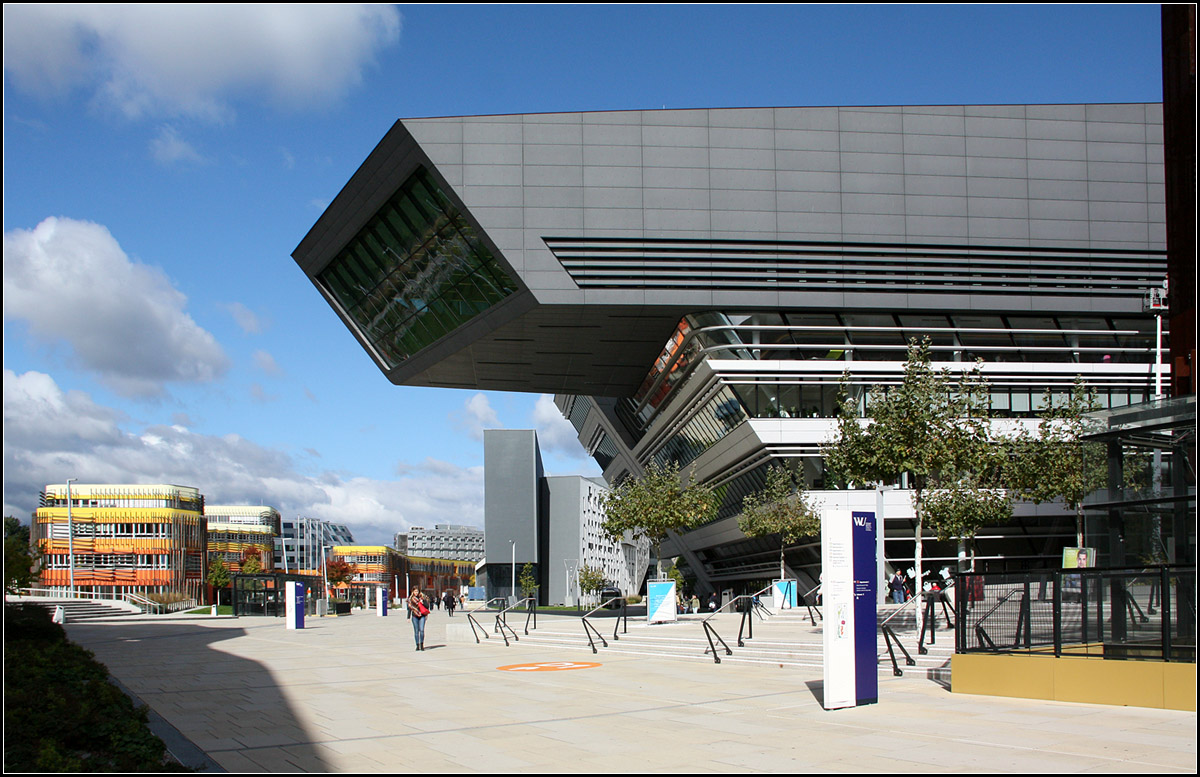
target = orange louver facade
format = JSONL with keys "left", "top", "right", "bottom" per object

{"left": 326, "top": 546, "right": 474, "bottom": 601}
{"left": 204, "top": 505, "right": 280, "bottom": 573}
{"left": 33, "top": 484, "right": 207, "bottom": 601}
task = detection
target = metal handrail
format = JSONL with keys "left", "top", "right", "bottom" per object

{"left": 580, "top": 597, "right": 628, "bottom": 653}
{"left": 10, "top": 588, "right": 195, "bottom": 614}
{"left": 918, "top": 586, "right": 956, "bottom": 654}
{"left": 494, "top": 597, "right": 537, "bottom": 646}
{"left": 973, "top": 587, "right": 1023, "bottom": 651}
{"left": 735, "top": 586, "right": 775, "bottom": 646}
{"left": 464, "top": 597, "right": 507, "bottom": 644}
{"left": 880, "top": 588, "right": 922, "bottom": 625}
{"left": 879, "top": 592, "right": 923, "bottom": 675}
{"left": 698, "top": 591, "right": 767, "bottom": 662}
{"left": 800, "top": 582, "right": 824, "bottom": 625}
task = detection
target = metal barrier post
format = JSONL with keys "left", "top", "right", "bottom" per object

{"left": 1022, "top": 579, "right": 1032, "bottom": 649}
{"left": 1053, "top": 569, "right": 1062, "bottom": 658}
{"left": 1161, "top": 566, "right": 1172, "bottom": 661}
{"left": 1081, "top": 571, "right": 1090, "bottom": 644}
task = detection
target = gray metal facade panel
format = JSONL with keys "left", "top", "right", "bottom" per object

{"left": 292, "top": 103, "right": 1166, "bottom": 396}
{"left": 484, "top": 430, "right": 541, "bottom": 564}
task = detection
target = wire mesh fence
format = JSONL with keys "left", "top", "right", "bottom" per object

{"left": 955, "top": 566, "right": 1195, "bottom": 662}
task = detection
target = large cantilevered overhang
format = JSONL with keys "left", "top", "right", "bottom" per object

{"left": 292, "top": 106, "right": 1166, "bottom": 396}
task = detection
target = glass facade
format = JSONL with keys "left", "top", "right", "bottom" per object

{"left": 652, "top": 385, "right": 748, "bottom": 470}
{"left": 317, "top": 167, "right": 518, "bottom": 368}
{"left": 617, "top": 310, "right": 1160, "bottom": 441}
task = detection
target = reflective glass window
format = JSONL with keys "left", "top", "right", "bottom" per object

{"left": 317, "top": 167, "right": 518, "bottom": 368}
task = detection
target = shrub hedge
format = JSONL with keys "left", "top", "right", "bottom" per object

{"left": 3, "top": 604, "right": 187, "bottom": 772}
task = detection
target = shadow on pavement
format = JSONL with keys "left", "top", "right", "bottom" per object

{"left": 65, "top": 618, "right": 332, "bottom": 772}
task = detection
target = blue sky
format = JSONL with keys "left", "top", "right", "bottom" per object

{"left": 2, "top": 5, "right": 1163, "bottom": 545}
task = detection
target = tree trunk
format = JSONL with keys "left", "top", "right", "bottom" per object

{"left": 1075, "top": 507, "right": 1084, "bottom": 549}
{"left": 779, "top": 543, "right": 786, "bottom": 581}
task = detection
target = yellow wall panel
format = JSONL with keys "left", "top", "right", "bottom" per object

{"left": 952, "top": 654, "right": 1196, "bottom": 711}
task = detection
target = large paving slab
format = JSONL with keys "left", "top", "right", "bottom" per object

{"left": 63, "top": 610, "right": 1196, "bottom": 773}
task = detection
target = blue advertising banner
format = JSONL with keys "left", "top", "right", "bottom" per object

{"left": 772, "top": 579, "right": 798, "bottom": 610}
{"left": 646, "top": 580, "right": 677, "bottom": 623}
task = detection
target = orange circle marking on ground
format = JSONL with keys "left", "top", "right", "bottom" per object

{"left": 497, "top": 661, "right": 601, "bottom": 672}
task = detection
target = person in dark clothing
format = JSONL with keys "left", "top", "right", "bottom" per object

{"left": 443, "top": 589, "right": 456, "bottom": 617}
{"left": 889, "top": 570, "right": 907, "bottom": 604}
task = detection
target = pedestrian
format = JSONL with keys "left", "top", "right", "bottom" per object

{"left": 443, "top": 589, "right": 456, "bottom": 617}
{"left": 408, "top": 588, "right": 430, "bottom": 651}
{"left": 690, "top": 593, "right": 700, "bottom": 614}
{"left": 889, "top": 570, "right": 906, "bottom": 605}
{"left": 707, "top": 592, "right": 719, "bottom": 612}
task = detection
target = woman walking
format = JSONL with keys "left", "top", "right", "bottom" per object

{"left": 408, "top": 587, "right": 430, "bottom": 651}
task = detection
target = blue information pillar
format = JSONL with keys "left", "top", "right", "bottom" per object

{"left": 285, "top": 581, "right": 305, "bottom": 630}
{"left": 851, "top": 511, "right": 878, "bottom": 705}
{"left": 821, "top": 510, "right": 878, "bottom": 709}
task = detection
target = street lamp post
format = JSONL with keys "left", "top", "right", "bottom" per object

{"left": 510, "top": 540, "right": 516, "bottom": 606}
{"left": 322, "top": 545, "right": 332, "bottom": 602}
{"left": 66, "top": 478, "right": 76, "bottom": 598}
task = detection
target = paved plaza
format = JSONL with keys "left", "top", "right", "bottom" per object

{"left": 63, "top": 610, "right": 1196, "bottom": 773}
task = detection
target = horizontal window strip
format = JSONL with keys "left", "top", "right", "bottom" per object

{"left": 546, "top": 237, "right": 1164, "bottom": 295}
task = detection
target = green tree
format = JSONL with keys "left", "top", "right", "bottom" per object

{"left": 518, "top": 562, "right": 539, "bottom": 600}
{"left": 5, "top": 516, "right": 38, "bottom": 594}
{"left": 577, "top": 563, "right": 606, "bottom": 603}
{"left": 206, "top": 556, "right": 231, "bottom": 605}
{"left": 241, "top": 554, "right": 264, "bottom": 576}
{"left": 240, "top": 546, "right": 264, "bottom": 576}
{"left": 1008, "top": 377, "right": 1106, "bottom": 547}
{"left": 662, "top": 560, "right": 687, "bottom": 594}
{"left": 824, "top": 338, "right": 1008, "bottom": 625}
{"left": 739, "top": 465, "right": 821, "bottom": 579}
{"left": 600, "top": 460, "right": 718, "bottom": 577}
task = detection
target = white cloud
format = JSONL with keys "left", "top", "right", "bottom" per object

{"left": 2, "top": 370, "right": 480, "bottom": 546}
{"left": 149, "top": 124, "right": 205, "bottom": 165}
{"left": 3, "top": 217, "right": 229, "bottom": 398}
{"left": 222, "top": 301, "right": 264, "bottom": 334}
{"left": 2, "top": 5, "right": 402, "bottom": 121}
{"left": 453, "top": 392, "right": 502, "bottom": 441}
{"left": 532, "top": 394, "right": 588, "bottom": 459}
{"left": 253, "top": 350, "right": 283, "bottom": 376}
{"left": 249, "top": 383, "right": 278, "bottom": 403}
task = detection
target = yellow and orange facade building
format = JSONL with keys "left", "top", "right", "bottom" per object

{"left": 34, "top": 483, "right": 207, "bottom": 601}
{"left": 204, "top": 504, "right": 281, "bottom": 573}
{"left": 327, "top": 545, "right": 474, "bottom": 601}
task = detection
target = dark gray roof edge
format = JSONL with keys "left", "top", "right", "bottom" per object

{"left": 398, "top": 102, "right": 1164, "bottom": 122}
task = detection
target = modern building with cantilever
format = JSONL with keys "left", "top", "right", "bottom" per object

{"left": 292, "top": 104, "right": 1168, "bottom": 596}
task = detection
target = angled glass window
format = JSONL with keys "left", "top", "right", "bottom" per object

{"left": 317, "top": 167, "right": 518, "bottom": 368}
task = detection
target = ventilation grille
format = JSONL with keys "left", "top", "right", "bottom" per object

{"left": 545, "top": 237, "right": 1165, "bottom": 297}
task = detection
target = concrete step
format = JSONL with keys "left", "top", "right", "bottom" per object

{"left": 459, "top": 613, "right": 953, "bottom": 679}
{"left": 12, "top": 597, "right": 142, "bottom": 621}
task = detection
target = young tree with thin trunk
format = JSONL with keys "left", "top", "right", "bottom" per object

{"left": 600, "top": 460, "right": 718, "bottom": 578}
{"left": 577, "top": 563, "right": 605, "bottom": 605}
{"left": 206, "top": 556, "right": 231, "bottom": 605}
{"left": 739, "top": 465, "right": 821, "bottom": 580}
{"left": 824, "top": 337, "right": 1008, "bottom": 630}
{"left": 1008, "top": 377, "right": 1105, "bottom": 548}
